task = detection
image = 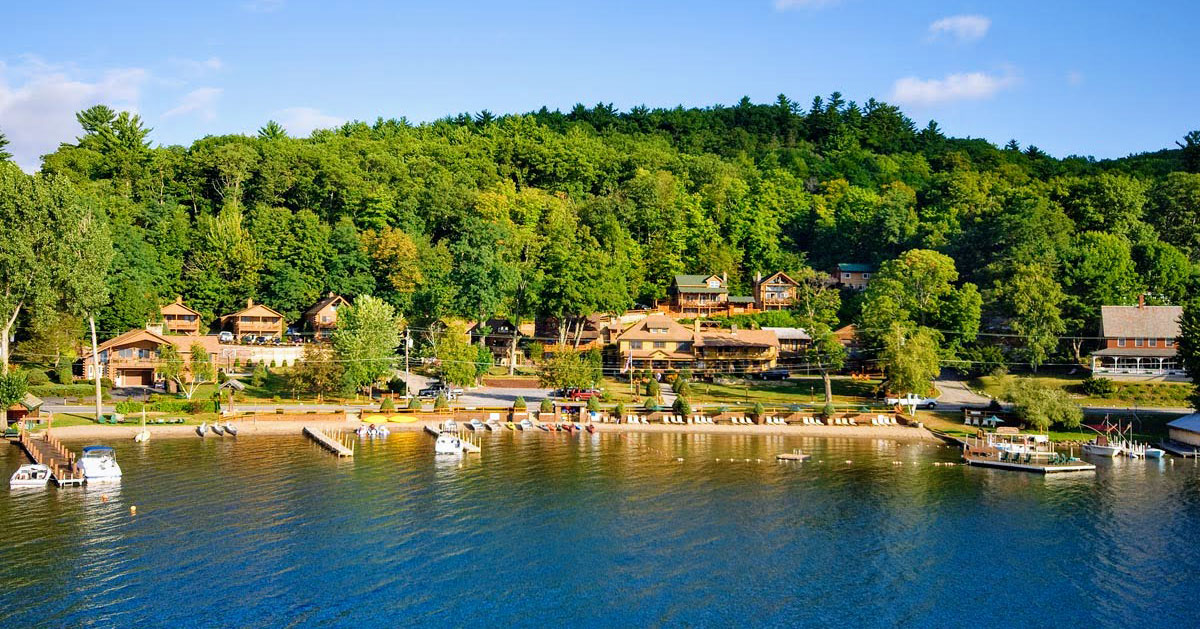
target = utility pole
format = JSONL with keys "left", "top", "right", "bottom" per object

{"left": 404, "top": 327, "right": 411, "bottom": 397}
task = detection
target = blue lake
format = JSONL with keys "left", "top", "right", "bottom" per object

{"left": 2, "top": 431, "right": 1199, "bottom": 627}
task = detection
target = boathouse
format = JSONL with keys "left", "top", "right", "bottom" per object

{"left": 1167, "top": 414, "right": 1200, "bottom": 447}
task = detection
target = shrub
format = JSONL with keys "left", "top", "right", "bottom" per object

{"left": 513, "top": 396, "right": 527, "bottom": 410}
{"left": 600, "top": 390, "right": 613, "bottom": 402}
{"left": 539, "top": 398, "right": 554, "bottom": 413}
{"left": 822, "top": 402, "right": 836, "bottom": 418}
{"left": 643, "top": 398, "right": 658, "bottom": 412}
{"left": 753, "top": 402, "right": 766, "bottom": 419}
{"left": 54, "top": 363, "right": 74, "bottom": 384}
{"left": 387, "top": 377, "right": 407, "bottom": 394}
{"left": 186, "top": 400, "right": 207, "bottom": 414}
{"left": 1080, "top": 376, "right": 1117, "bottom": 396}
{"left": 614, "top": 402, "right": 625, "bottom": 418}
{"left": 251, "top": 363, "right": 269, "bottom": 387}
{"left": 408, "top": 396, "right": 422, "bottom": 410}
{"left": 587, "top": 396, "right": 600, "bottom": 412}
{"left": 380, "top": 397, "right": 396, "bottom": 411}
{"left": 24, "top": 369, "right": 50, "bottom": 386}
{"left": 434, "top": 393, "right": 449, "bottom": 410}
{"left": 645, "top": 379, "right": 660, "bottom": 398}
{"left": 673, "top": 396, "right": 691, "bottom": 416}
{"left": 674, "top": 380, "right": 691, "bottom": 397}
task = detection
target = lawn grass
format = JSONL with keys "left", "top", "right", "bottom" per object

{"left": 974, "top": 374, "right": 1193, "bottom": 409}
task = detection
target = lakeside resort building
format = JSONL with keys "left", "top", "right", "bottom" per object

{"left": 1090, "top": 299, "right": 1185, "bottom": 378}
{"left": 615, "top": 314, "right": 780, "bottom": 375}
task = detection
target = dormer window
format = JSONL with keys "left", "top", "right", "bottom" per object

{"left": 1118, "top": 339, "right": 1126, "bottom": 347}
{"left": 707, "top": 279, "right": 721, "bottom": 288}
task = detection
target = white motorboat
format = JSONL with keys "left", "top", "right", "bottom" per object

{"left": 468, "top": 419, "right": 485, "bottom": 432}
{"left": 485, "top": 420, "right": 501, "bottom": 431}
{"left": 1082, "top": 438, "right": 1121, "bottom": 457}
{"left": 435, "top": 432, "right": 465, "bottom": 455}
{"left": 134, "top": 410, "right": 150, "bottom": 443}
{"left": 10, "top": 463, "right": 51, "bottom": 488}
{"left": 442, "top": 419, "right": 458, "bottom": 433}
{"left": 1144, "top": 447, "right": 1165, "bottom": 459}
{"left": 518, "top": 419, "right": 533, "bottom": 431}
{"left": 78, "top": 446, "right": 122, "bottom": 482}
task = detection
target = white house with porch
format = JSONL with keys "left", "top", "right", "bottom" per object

{"left": 1090, "top": 301, "right": 1185, "bottom": 378}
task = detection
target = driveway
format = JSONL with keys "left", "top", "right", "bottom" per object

{"left": 933, "top": 370, "right": 992, "bottom": 409}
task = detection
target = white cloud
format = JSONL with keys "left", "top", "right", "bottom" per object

{"left": 891, "top": 70, "right": 1018, "bottom": 106}
{"left": 0, "top": 56, "right": 147, "bottom": 171}
{"left": 773, "top": 0, "right": 839, "bottom": 10}
{"left": 243, "top": 0, "right": 284, "bottom": 12}
{"left": 162, "top": 87, "right": 222, "bottom": 120}
{"left": 170, "top": 56, "right": 223, "bottom": 75}
{"left": 273, "top": 107, "right": 344, "bottom": 136}
{"left": 928, "top": 15, "right": 991, "bottom": 43}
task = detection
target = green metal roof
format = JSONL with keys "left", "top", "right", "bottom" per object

{"left": 837, "top": 263, "right": 875, "bottom": 273}
{"left": 728, "top": 296, "right": 756, "bottom": 303}
{"left": 674, "top": 274, "right": 722, "bottom": 288}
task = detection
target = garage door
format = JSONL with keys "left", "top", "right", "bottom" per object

{"left": 120, "top": 369, "right": 153, "bottom": 387}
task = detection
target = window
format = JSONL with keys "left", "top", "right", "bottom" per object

{"left": 1149, "top": 338, "right": 1157, "bottom": 347}
{"left": 630, "top": 341, "right": 642, "bottom": 350}
{"left": 1117, "top": 339, "right": 1126, "bottom": 347}
{"left": 677, "top": 342, "right": 691, "bottom": 352}
{"left": 653, "top": 341, "right": 666, "bottom": 349}
{"left": 863, "top": 273, "right": 871, "bottom": 279}
{"left": 842, "top": 273, "right": 851, "bottom": 280}
{"left": 1166, "top": 339, "right": 1175, "bottom": 347}
{"left": 1135, "top": 338, "right": 1144, "bottom": 347}
{"left": 707, "top": 279, "right": 721, "bottom": 288}
{"left": 649, "top": 327, "right": 667, "bottom": 334}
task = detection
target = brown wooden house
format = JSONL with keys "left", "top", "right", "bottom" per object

{"left": 1091, "top": 298, "right": 1184, "bottom": 377}
{"left": 754, "top": 271, "right": 801, "bottom": 310}
{"left": 303, "top": 293, "right": 348, "bottom": 340}
{"left": 159, "top": 297, "right": 203, "bottom": 335}
{"left": 833, "top": 263, "right": 874, "bottom": 291}
{"left": 80, "top": 328, "right": 222, "bottom": 387}
{"left": 221, "top": 299, "right": 286, "bottom": 340}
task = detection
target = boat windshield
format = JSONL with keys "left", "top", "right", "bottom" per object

{"left": 81, "top": 447, "right": 115, "bottom": 458}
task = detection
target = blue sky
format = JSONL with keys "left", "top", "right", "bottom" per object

{"left": 2, "top": 0, "right": 1196, "bottom": 170}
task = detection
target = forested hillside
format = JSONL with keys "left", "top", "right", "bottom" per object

{"left": 2, "top": 94, "right": 1199, "bottom": 369}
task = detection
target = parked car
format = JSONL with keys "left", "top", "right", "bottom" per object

{"left": 419, "top": 385, "right": 459, "bottom": 400}
{"left": 240, "top": 334, "right": 256, "bottom": 344}
{"left": 218, "top": 331, "right": 235, "bottom": 343}
{"left": 567, "top": 388, "right": 601, "bottom": 401}
{"left": 751, "top": 368, "right": 790, "bottom": 381}
{"left": 885, "top": 393, "right": 938, "bottom": 409}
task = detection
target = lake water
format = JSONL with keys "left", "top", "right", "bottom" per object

{"left": 2, "top": 431, "right": 1199, "bottom": 627}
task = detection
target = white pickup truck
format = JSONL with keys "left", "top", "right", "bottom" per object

{"left": 885, "top": 393, "right": 938, "bottom": 409}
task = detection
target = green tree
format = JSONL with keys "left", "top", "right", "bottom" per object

{"left": 257, "top": 120, "right": 288, "bottom": 140}
{"left": 332, "top": 296, "right": 402, "bottom": 395}
{"left": 673, "top": 396, "right": 691, "bottom": 416}
{"left": 0, "top": 128, "right": 11, "bottom": 162}
{"left": 436, "top": 323, "right": 479, "bottom": 388}
{"left": 1003, "top": 378, "right": 1083, "bottom": 431}
{"left": 158, "top": 343, "right": 212, "bottom": 399}
{"left": 879, "top": 323, "right": 940, "bottom": 396}
{"left": 860, "top": 249, "right": 979, "bottom": 353}
{"left": 0, "top": 370, "right": 28, "bottom": 428}
{"left": 992, "top": 264, "right": 1066, "bottom": 371}
{"left": 1177, "top": 304, "right": 1200, "bottom": 409}
{"left": 538, "top": 349, "right": 596, "bottom": 391}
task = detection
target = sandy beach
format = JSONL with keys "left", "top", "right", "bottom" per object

{"left": 32, "top": 418, "right": 936, "bottom": 442}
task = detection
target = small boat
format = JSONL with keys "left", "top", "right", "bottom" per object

{"left": 504, "top": 422, "right": 515, "bottom": 431}
{"left": 134, "top": 410, "right": 150, "bottom": 443}
{"left": 210, "top": 423, "right": 225, "bottom": 436}
{"left": 574, "top": 423, "right": 584, "bottom": 432}
{"left": 1082, "top": 437, "right": 1120, "bottom": 458}
{"left": 586, "top": 424, "right": 596, "bottom": 434}
{"left": 1144, "top": 447, "right": 1165, "bottom": 459}
{"left": 78, "top": 446, "right": 122, "bottom": 482}
{"left": 484, "top": 420, "right": 499, "bottom": 431}
{"left": 196, "top": 422, "right": 208, "bottom": 437}
{"left": 224, "top": 422, "right": 238, "bottom": 436}
{"left": 468, "top": 419, "right": 485, "bottom": 432}
{"left": 376, "top": 426, "right": 389, "bottom": 437}
{"left": 443, "top": 419, "right": 459, "bottom": 433}
{"left": 10, "top": 463, "right": 51, "bottom": 488}
{"left": 435, "top": 432, "right": 466, "bottom": 456}
{"left": 539, "top": 423, "right": 550, "bottom": 432}
{"left": 519, "top": 419, "right": 533, "bottom": 431}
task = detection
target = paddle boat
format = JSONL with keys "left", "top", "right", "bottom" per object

{"left": 10, "top": 463, "right": 51, "bottom": 488}
{"left": 224, "top": 422, "right": 238, "bottom": 436}
{"left": 196, "top": 421, "right": 208, "bottom": 437}
{"left": 586, "top": 424, "right": 596, "bottom": 434}
{"left": 78, "top": 446, "right": 122, "bottom": 482}
{"left": 210, "top": 422, "right": 225, "bottom": 436}
{"left": 469, "top": 419, "right": 485, "bottom": 432}
{"left": 504, "top": 422, "right": 515, "bottom": 431}
{"left": 519, "top": 418, "right": 534, "bottom": 431}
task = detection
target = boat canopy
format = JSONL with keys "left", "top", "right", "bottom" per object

{"left": 82, "top": 445, "right": 115, "bottom": 454}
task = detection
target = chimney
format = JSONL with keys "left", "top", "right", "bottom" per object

{"left": 1138, "top": 294, "right": 1145, "bottom": 309}
{"left": 247, "top": 297, "right": 254, "bottom": 308}
{"left": 175, "top": 295, "right": 183, "bottom": 305}
{"left": 693, "top": 318, "right": 701, "bottom": 334}
{"left": 722, "top": 272, "right": 727, "bottom": 285}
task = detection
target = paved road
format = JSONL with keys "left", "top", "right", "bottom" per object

{"left": 933, "top": 371, "right": 993, "bottom": 408}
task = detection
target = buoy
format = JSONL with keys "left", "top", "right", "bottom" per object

{"left": 676, "top": 457, "right": 683, "bottom": 462}
{"left": 130, "top": 505, "right": 137, "bottom": 515}
{"left": 845, "top": 460, "right": 852, "bottom": 464}
{"left": 101, "top": 495, "right": 108, "bottom": 502}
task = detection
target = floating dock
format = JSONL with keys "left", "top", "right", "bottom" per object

{"left": 963, "top": 456, "right": 1096, "bottom": 474}
{"left": 15, "top": 430, "right": 85, "bottom": 485}
{"left": 303, "top": 426, "right": 354, "bottom": 457}
{"left": 1157, "top": 440, "right": 1200, "bottom": 458}
{"left": 776, "top": 450, "right": 811, "bottom": 461}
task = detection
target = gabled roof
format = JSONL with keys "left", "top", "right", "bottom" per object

{"left": 1100, "top": 305, "right": 1182, "bottom": 339}
{"left": 617, "top": 314, "right": 695, "bottom": 342}
{"left": 83, "top": 328, "right": 223, "bottom": 359}
{"left": 728, "top": 296, "right": 756, "bottom": 304}
{"left": 759, "top": 271, "right": 800, "bottom": 286}
{"left": 673, "top": 274, "right": 727, "bottom": 293}
{"left": 304, "top": 293, "right": 348, "bottom": 317}
{"left": 90, "top": 328, "right": 175, "bottom": 356}
{"left": 160, "top": 297, "right": 201, "bottom": 318}
{"left": 222, "top": 300, "right": 285, "bottom": 321}
{"left": 468, "top": 318, "right": 518, "bottom": 335}
{"left": 837, "top": 263, "right": 875, "bottom": 273}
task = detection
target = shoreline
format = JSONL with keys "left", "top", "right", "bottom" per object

{"left": 26, "top": 419, "right": 937, "bottom": 442}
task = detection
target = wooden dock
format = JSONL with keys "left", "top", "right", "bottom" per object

{"left": 1157, "top": 440, "right": 1200, "bottom": 458}
{"left": 303, "top": 426, "right": 354, "bottom": 457}
{"left": 16, "top": 430, "right": 85, "bottom": 485}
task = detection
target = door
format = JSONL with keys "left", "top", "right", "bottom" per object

{"left": 121, "top": 369, "right": 152, "bottom": 387}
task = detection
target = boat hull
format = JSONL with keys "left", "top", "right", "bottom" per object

{"left": 1082, "top": 444, "right": 1121, "bottom": 458}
